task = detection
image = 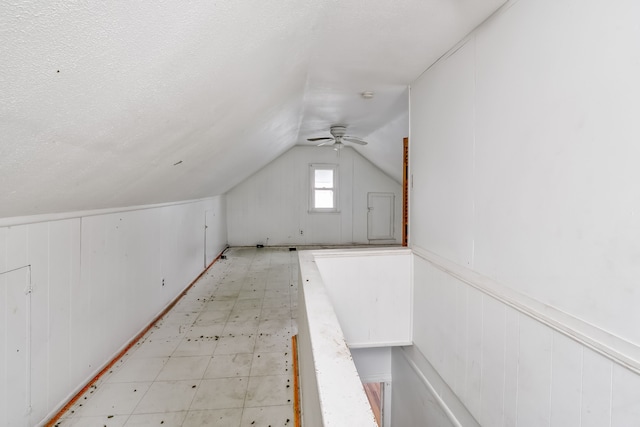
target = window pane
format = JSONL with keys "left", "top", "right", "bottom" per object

{"left": 314, "top": 169, "right": 333, "bottom": 188}
{"left": 315, "top": 190, "right": 334, "bottom": 208}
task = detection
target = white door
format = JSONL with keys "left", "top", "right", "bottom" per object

{"left": 367, "top": 192, "right": 395, "bottom": 240}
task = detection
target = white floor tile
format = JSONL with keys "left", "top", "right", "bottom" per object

{"left": 265, "top": 288, "right": 289, "bottom": 297}
{"left": 240, "top": 405, "right": 294, "bottom": 427}
{"left": 234, "top": 299, "right": 263, "bottom": 310}
{"left": 239, "top": 290, "right": 265, "bottom": 299}
{"left": 185, "top": 324, "right": 226, "bottom": 340}
{"left": 258, "top": 318, "right": 291, "bottom": 334}
{"left": 204, "top": 354, "right": 253, "bottom": 378}
{"left": 204, "top": 300, "right": 237, "bottom": 311}
{"left": 262, "top": 298, "right": 290, "bottom": 309}
{"left": 160, "top": 311, "right": 198, "bottom": 326}
{"left": 156, "top": 355, "right": 211, "bottom": 381}
{"left": 254, "top": 334, "right": 291, "bottom": 353}
{"left": 146, "top": 324, "right": 188, "bottom": 341}
{"left": 251, "top": 352, "right": 292, "bottom": 377}
{"left": 78, "top": 382, "right": 151, "bottom": 416}
{"left": 133, "top": 380, "right": 199, "bottom": 414}
{"left": 196, "top": 310, "right": 232, "bottom": 325}
{"left": 215, "top": 334, "right": 257, "bottom": 355}
{"left": 190, "top": 378, "right": 248, "bottom": 410}
{"left": 223, "top": 320, "right": 259, "bottom": 335}
{"left": 130, "top": 338, "right": 182, "bottom": 359}
{"left": 260, "top": 307, "right": 293, "bottom": 321}
{"left": 183, "top": 409, "right": 243, "bottom": 427}
{"left": 107, "top": 357, "right": 168, "bottom": 383}
{"left": 124, "top": 411, "right": 187, "bottom": 426}
{"left": 173, "top": 336, "right": 219, "bottom": 357}
{"left": 57, "top": 415, "right": 128, "bottom": 427}
{"left": 245, "top": 375, "right": 293, "bottom": 407}
{"left": 228, "top": 309, "right": 261, "bottom": 323}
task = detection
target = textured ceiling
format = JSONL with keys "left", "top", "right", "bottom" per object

{"left": 0, "top": 0, "right": 506, "bottom": 218}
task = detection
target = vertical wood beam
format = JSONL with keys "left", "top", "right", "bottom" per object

{"left": 402, "top": 137, "right": 409, "bottom": 247}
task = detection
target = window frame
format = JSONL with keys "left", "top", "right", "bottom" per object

{"left": 309, "top": 163, "right": 339, "bottom": 213}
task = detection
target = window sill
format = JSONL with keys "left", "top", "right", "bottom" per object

{"left": 308, "top": 210, "right": 341, "bottom": 214}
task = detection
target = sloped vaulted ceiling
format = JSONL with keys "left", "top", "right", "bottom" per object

{"left": 0, "top": 0, "right": 506, "bottom": 218}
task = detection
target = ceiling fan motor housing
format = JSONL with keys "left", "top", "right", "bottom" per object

{"left": 329, "top": 126, "right": 347, "bottom": 138}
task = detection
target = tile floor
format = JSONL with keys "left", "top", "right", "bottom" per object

{"left": 56, "top": 247, "right": 298, "bottom": 427}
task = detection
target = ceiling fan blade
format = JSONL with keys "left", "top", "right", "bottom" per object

{"left": 308, "top": 137, "right": 333, "bottom": 142}
{"left": 317, "top": 141, "right": 331, "bottom": 146}
{"left": 344, "top": 137, "right": 368, "bottom": 145}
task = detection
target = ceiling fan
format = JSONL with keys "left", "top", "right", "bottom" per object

{"left": 307, "top": 125, "right": 368, "bottom": 150}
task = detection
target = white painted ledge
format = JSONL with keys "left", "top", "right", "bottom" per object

{"left": 297, "top": 250, "right": 377, "bottom": 427}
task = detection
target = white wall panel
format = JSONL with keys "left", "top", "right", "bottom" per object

{"left": 550, "top": 333, "right": 582, "bottom": 427}
{"left": 313, "top": 249, "right": 412, "bottom": 347}
{"left": 409, "top": 39, "right": 475, "bottom": 267}
{"left": 465, "top": 287, "right": 483, "bottom": 418}
{"left": 226, "top": 146, "right": 401, "bottom": 246}
{"left": 407, "top": 0, "right": 640, "bottom": 424}
{"left": 403, "top": 254, "right": 640, "bottom": 427}
{"left": 27, "top": 222, "right": 50, "bottom": 419}
{"left": 351, "top": 347, "right": 391, "bottom": 383}
{"left": 0, "top": 196, "right": 226, "bottom": 426}
{"left": 453, "top": 280, "right": 468, "bottom": 397}
{"left": 412, "top": 0, "right": 640, "bottom": 347}
{"left": 0, "top": 227, "right": 6, "bottom": 425}
{"left": 502, "top": 306, "right": 519, "bottom": 426}
{"left": 411, "top": 0, "right": 640, "bottom": 344}
{"left": 4, "top": 226, "right": 30, "bottom": 427}
{"left": 581, "top": 349, "right": 612, "bottom": 427}
{"left": 472, "top": 0, "right": 640, "bottom": 346}
{"left": 391, "top": 348, "right": 458, "bottom": 427}
{"left": 479, "top": 296, "right": 505, "bottom": 427}
{"left": 48, "top": 219, "right": 78, "bottom": 415}
{"left": 611, "top": 364, "right": 640, "bottom": 425}
{"left": 517, "top": 315, "right": 553, "bottom": 427}
{"left": 68, "top": 218, "right": 93, "bottom": 394}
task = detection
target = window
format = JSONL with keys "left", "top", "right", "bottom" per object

{"left": 310, "top": 164, "right": 338, "bottom": 212}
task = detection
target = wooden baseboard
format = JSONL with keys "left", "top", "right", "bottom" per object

{"left": 292, "top": 334, "right": 301, "bottom": 427}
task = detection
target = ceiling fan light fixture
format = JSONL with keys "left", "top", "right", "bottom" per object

{"left": 308, "top": 126, "right": 368, "bottom": 149}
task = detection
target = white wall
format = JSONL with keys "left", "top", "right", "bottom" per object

{"left": 391, "top": 346, "right": 478, "bottom": 427}
{"left": 313, "top": 248, "right": 412, "bottom": 348}
{"left": 226, "top": 146, "right": 401, "bottom": 246}
{"left": 403, "top": 0, "right": 640, "bottom": 425}
{"left": 351, "top": 348, "right": 391, "bottom": 384}
{"left": 0, "top": 197, "right": 227, "bottom": 427}
{"left": 406, "top": 252, "right": 640, "bottom": 426}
